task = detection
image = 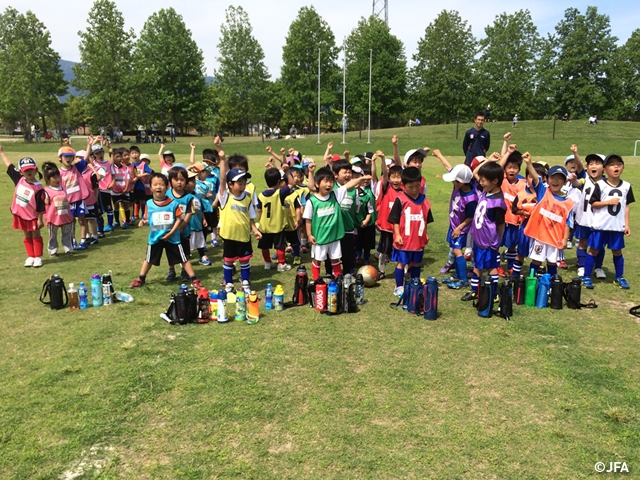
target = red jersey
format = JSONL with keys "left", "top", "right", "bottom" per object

{"left": 390, "top": 192, "right": 432, "bottom": 251}
{"left": 375, "top": 183, "right": 403, "bottom": 232}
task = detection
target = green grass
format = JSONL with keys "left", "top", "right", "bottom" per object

{"left": 1, "top": 121, "right": 640, "bottom": 478}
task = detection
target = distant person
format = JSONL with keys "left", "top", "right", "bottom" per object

{"left": 414, "top": 118, "right": 421, "bottom": 126}
{"left": 265, "top": 126, "right": 271, "bottom": 139}
{"left": 290, "top": 124, "right": 297, "bottom": 138}
{"left": 342, "top": 115, "right": 348, "bottom": 136}
{"left": 151, "top": 123, "right": 158, "bottom": 135}
{"left": 513, "top": 115, "right": 518, "bottom": 128}
{"left": 302, "top": 125, "right": 308, "bottom": 137}
{"left": 562, "top": 113, "right": 569, "bottom": 122}
{"left": 485, "top": 104, "right": 491, "bottom": 121}
{"left": 274, "top": 126, "right": 281, "bottom": 139}
{"left": 589, "top": 115, "right": 598, "bottom": 125}
{"left": 170, "top": 126, "right": 176, "bottom": 143}
{"left": 34, "top": 125, "right": 41, "bottom": 143}
{"left": 462, "top": 111, "right": 490, "bottom": 166}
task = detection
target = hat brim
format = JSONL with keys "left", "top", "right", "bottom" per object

{"left": 442, "top": 172, "right": 456, "bottom": 182}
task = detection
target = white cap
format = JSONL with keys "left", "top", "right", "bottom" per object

{"left": 352, "top": 165, "right": 363, "bottom": 175}
{"left": 385, "top": 158, "right": 394, "bottom": 166}
{"left": 442, "top": 164, "right": 473, "bottom": 184}
{"left": 140, "top": 154, "right": 151, "bottom": 161}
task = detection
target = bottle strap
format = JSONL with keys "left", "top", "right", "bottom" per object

{"left": 40, "top": 279, "right": 51, "bottom": 305}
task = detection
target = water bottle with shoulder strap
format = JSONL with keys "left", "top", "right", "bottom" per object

{"left": 40, "top": 274, "right": 68, "bottom": 310}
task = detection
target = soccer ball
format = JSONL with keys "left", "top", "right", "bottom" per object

{"left": 357, "top": 265, "right": 379, "bottom": 287}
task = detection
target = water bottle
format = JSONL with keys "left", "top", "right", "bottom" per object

{"left": 242, "top": 280, "right": 251, "bottom": 297}
{"left": 535, "top": 274, "right": 551, "bottom": 308}
{"left": 197, "top": 288, "right": 211, "bottom": 323}
{"left": 68, "top": 283, "right": 79, "bottom": 311}
{"left": 499, "top": 278, "right": 513, "bottom": 320}
{"left": 265, "top": 283, "right": 274, "bottom": 310}
{"left": 550, "top": 274, "right": 564, "bottom": 309}
{"left": 114, "top": 291, "right": 134, "bottom": 303}
{"left": 566, "top": 277, "right": 582, "bottom": 309}
{"left": 176, "top": 285, "right": 189, "bottom": 324}
{"left": 209, "top": 291, "right": 218, "bottom": 321}
{"left": 315, "top": 279, "right": 327, "bottom": 312}
{"left": 235, "top": 290, "right": 246, "bottom": 321}
{"left": 247, "top": 291, "right": 260, "bottom": 324}
{"left": 525, "top": 270, "right": 537, "bottom": 307}
{"left": 355, "top": 274, "right": 365, "bottom": 305}
{"left": 78, "top": 282, "right": 89, "bottom": 310}
{"left": 327, "top": 281, "right": 338, "bottom": 313}
{"left": 274, "top": 285, "right": 284, "bottom": 312}
{"left": 102, "top": 278, "right": 113, "bottom": 305}
{"left": 514, "top": 275, "right": 526, "bottom": 305}
{"left": 91, "top": 274, "right": 102, "bottom": 307}
{"left": 217, "top": 289, "right": 228, "bottom": 323}
{"left": 423, "top": 277, "right": 438, "bottom": 320}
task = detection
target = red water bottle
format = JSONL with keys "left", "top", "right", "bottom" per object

{"left": 315, "top": 280, "right": 327, "bottom": 312}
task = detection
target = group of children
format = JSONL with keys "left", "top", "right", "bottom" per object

{"left": 5, "top": 130, "right": 633, "bottom": 300}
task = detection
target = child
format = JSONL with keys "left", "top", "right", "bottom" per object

{"left": 1, "top": 147, "right": 45, "bottom": 267}
{"left": 332, "top": 159, "right": 360, "bottom": 275}
{"left": 184, "top": 172, "right": 210, "bottom": 266}
{"left": 375, "top": 154, "right": 403, "bottom": 276}
{"left": 522, "top": 155, "right": 574, "bottom": 277}
{"left": 581, "top": 154, "right": 634, "bottom": 289}
{"left": 355, "top": 164, "right": 376, "bottom": 266}
{"left": 432, "top": 149, "right": 478, "bottom": 289}
{"left": 304, "top": 164, "right": 371, "bottom": 281}
{"left": 57, "top": 146, "right": 90, "bottom": 248}
{"left": 392, "top": 135, "right": 429, "bottom": 194}
{"left": 388, "top": 167, "right": 433, "bottom": 296}
{"left": 217, "top": 151, "right": 262, "bottom": 289}
{"left": 285, "top": 165, "right": 307, "bottom": 264}
{"left": 110, "top": 147, "right": 132, "bottom": 229}
{"left": 462, "top": 161, "right": 507, "bottom": 301}
{"left": 130, "top": 173, "right": 203, "bottom": 289}
{"left": 257, "top": 167, "right": 296, "bottom": 272}
{"left": 76, "top": 150, "right": 100, "bottom": 244}
{"left": 166, "top": 167, "right": 196, "bottom": 282}
{"left": 87, "top": 137, "right": 114, "bottom": 233}
{"left": 132, "top": 148, "right": 152, "bottom": 222}
{"left": 121, "top": 147, "right": 136, "bottom": 227}
{"left": 158, "top": 143, "right": 175, "bottom": 175}
{"left": 41, "top": 162, "right": 74, "bottom": 256}
{"left": 202, "top": 148, "right": 221, "bottom": 247}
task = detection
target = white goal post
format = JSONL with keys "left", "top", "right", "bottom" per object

{"left": 635, "top": 140, "right": 640, "bottom": 157}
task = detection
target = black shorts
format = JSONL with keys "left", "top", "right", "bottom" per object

{"left": 340, "top": 232, "right": 356, "bottom": 273}
{"left": 285, "top": 229, "right": 300, "bottom": 246}
{"left": 223, "top": 238, "right": 253, "bottom": 262}
{"left": 99, "top": 191, "right": 113, "bottom": 213}
{"left": 111, "top": 193, "right": 131, "bottom": 204}
{"left": 179, "top": 236, "right": 190, "bottom": 259}
{"left": 203, "top": 210, "right": 218, "bottom": 235}
{"left": 133, "top": 189, "right": 150, "bottom": 202}
{"left": 85, "top": 203, "right": 100, "bottom": 219}
{"left": 356, "top": 225, "right": 376, "bottom": 251}
{"left": 257, "top": 231, "right": 287, "bottom": 250}
{"left": 378, "top": 230, "right": 393, "bottom": 256}
{"left": 146, "top": 241, "right": 188, "bottom": 266}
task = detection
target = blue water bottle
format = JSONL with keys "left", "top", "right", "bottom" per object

{"left": 78, "top": 282, "right": 89, "bottom": 310}
{"left": 91, "top": 274, "right": 102, "bottom": 307}
{"left": 423, "top": 277, "right": 439, "bottom": 320}
{"left": 535, "top": 273, "right": 551, "bottom": 308}
{"left": 265, "top": 283, "right": 274, "bottom": 310}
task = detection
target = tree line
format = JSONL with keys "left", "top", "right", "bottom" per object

{"left": 0, "top": 2, "right": 638, "bottom": 139}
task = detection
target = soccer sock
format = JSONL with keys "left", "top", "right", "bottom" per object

{"left": 134, "top": 204, "right": 140, "bottom": 218}
{"left": 312, "top": 261, "right": 321, "bottom": 281}
{"left": 529, "top": 263, "right": 539, "bottom": 275}
{"left": 33, "top": 237, "right": 43, "bottom": 257}
{"left": 394, "top": 267, "right": 405, "bottom": 288}
{"left": 277, "top": 249, "right": 286, "bottom": 264}
{"left": 125, "top": 209, "right": 131, "bottom": 223}
{"left": 292, "top": 244, "right": 300, "bottom": 257}
{"left": 506, "top": 250, "right": 517, "bottom": 270}
{"left": 584, "top": 253, "right": 596, "bottom": 278}
{"left": 197, "top": 247, "right": 206, "bottom": 257}
{"left": 455, "top": 256, "right": 467, "bottom": 281}
{"left": 448, "top": 248, "right": 455, "bottom": 263}
{"left": 97, "top": 216, "right": 104, "bottom": 233}
{"left": 211, "top": 230, "right": 217, "bottom": 241}
{"left": 240, "top": 263, "right": 251, "bottom": 282}
{"left": 107, "top": 212, "right": 114, "bottom": 227}
{"left": 576, "top": 248, "right": 586, "bottom": 268}
{"left": 363, "top": 249, "right": 370, "bottom": 262}
{"left": 496, "top": 252, "right": 502, "bottom": 266}
{"left": 471, "top": 274, "right": 479, "bottom": 293}
{"left": 114, "top": 210, "right": 120, "bottom": 224}
{"left": 491, "top": 274, "right": 499, "bottom": 298}
{"left": 557, "top": 249, "right": 565, "bottom": 261}
{"left": 410, "top": 266, "right": 421, "bottom": 279}
{"left": 378, "top": 254, "right": 387, "bottom": 273}
{"left": 139, "top": 274, "right": 146, "bottom": 281}
{"left": 261, "top": 250, "right": 271, "bottom": 263}
{"left": 223, "top": 264, "right": 234, "bottom": 284}
{"left": 23, "top": 237, "right": 34, "bottom": 257}
{"left": 331, "top": 260, "right": 342, "bottom": 278}
{"left": 547, "top": 263, "right": 558, "bottom": 276}
{"left": 513, "top": 260, "right": 523, "bottom": 276}
{"left": 613, "top": 254, "right": 624, "bottom": 278}
{"left": 595, "top": 249, "right": 605, "bottom": 269}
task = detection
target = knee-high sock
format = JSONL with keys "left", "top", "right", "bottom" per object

{"left": 506, "top": 250, "right": 517, "bottom": 270}
{"left": 471, "top": 274, "right": 479, "bottom": 293}
{"left": 576, "top": 248, "right": 586, "bottom": 268}
{"left": 584, "top": 253, "right": 596, "bottom": 277}
{"left": 97, "top": 216, "right": 104, "bottom": 233}
{"left": 410, "top": 266, "right": 421, "bottom": 278}
{"left": 595, "top": 249, "right": 605, "bottom": 269}
{"left": 276, "top": 250, "right": 285, "bottom": 264}
{"left": 107, "top": 211, "right": 113, "bottom": 227}
{"left": 491, "top": 274, "right": 499, "bottom": 298}
{"left": 613, "top": 254, "right": 624, "bottom": 278}
{"left": 455, "top": 256, "right": 467, "bottom": 280}
{"left": 331, "top": 260, "right": 341, "bottom": 278}
{"left": 292, "top": 244, "right": 300, "bottom": 257}
{"left": 240, "top": 262, "right": 251, "bottom": 282}
{"left": 512, "top": 260, "right": 523, "bottom": 275}
{"left": 394, "top": 267, "right": 404, "bottom": 287}
{"left": 223, "top": 264, "right": 233, "bottom": 284}
{"left": 33, "top": 237, "right": 43, "bottom": 257}
{"left": 261, "top": 250, "right": 271, "bottom": 263}
{"left": 312, "top": 261, "right": 321, "bottom": 281}
{"left": 547, "top": 263, "right": 557, "bottom": 276}
{"left": 23, "top": 237, "right": 34, "bottom": 257}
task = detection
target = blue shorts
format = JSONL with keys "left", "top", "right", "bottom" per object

{"left": 391, "top": 248, "right": 424, "bottom": 266}
{"left": 473, "top": 245, "right": 499, "bottom": 270}
{"left": 516, "top": 226, "right": 530, "bottom": 257}
{"left": 574, "top": 224, "right": 591, "bottom": 240}
{"left": 500, "top": 223, "right": 519, "bottom": 249}
{"left": 70, "top": 200, "right": 86, "bottom": 217}
{"left": 446, "top": 228, "right": 468, "bottom": 250}
{"left": 588, "top": 230, "right": 625, "bottom": 251}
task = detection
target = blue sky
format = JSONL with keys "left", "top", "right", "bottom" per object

{"left": 2, "top": 0, "right": 638, "bottom": 78}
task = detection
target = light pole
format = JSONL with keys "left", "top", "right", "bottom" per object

{"left": 342, "top": 37, "right": 347, "bottom": 145}
{"left": 317, "top": 48, "right": 321, "bottom": 145}
{"left": 367, "top": 49, "right": 372, "bottom": 144}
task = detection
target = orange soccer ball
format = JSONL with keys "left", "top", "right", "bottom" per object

{"left": 357, "top": 265, "right": 380, "bottom": 287}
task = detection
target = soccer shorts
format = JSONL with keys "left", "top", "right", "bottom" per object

{"left": 574, "top": 224, "right": 591, "bottom": 240}
{"left": 500, "top": 223, "right": 519, "bottom": 249}
{"left": 446, "top": 228, "right": 468, "bottom": 250}
{"left": 69, "top": 200, "right": 86, "bottom": 217}
{"left": 146, "top": 241, "right": 187, "bottom": 266}
{"left": 311, "top": 240, "right": 341, "bottom": 262}
{"left": 390, "top": 248, "right": 424, "bottom": 265}
{"left": 473, "top": 245, "right": 499, "bottom": 270}
{"left": 588, "top": 230, "right": 625, "bottom": 251}
{"left": 223, "top": 239, "right": 253, "bottom": 262}
{"left": 529, "top": 239, "right": 560, "bottom": 264}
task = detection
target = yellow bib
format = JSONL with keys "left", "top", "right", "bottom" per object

{"left": 219, "top": 192, "right": 253, "bottom": 242}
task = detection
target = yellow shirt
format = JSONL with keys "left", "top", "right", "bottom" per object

{"left": 219, "top": 190, "right": 254, "bottom": 242}
{"left": 258, "top": 189, "right": 287, "bottom": 234}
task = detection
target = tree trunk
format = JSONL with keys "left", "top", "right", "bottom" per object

{"left": 41, "top": 115, "right": 48, "bottom": 134}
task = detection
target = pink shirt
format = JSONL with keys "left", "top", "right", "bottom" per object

{"left": 44, "top": 186, "right": 74, "bottom": 226}
{"left": 11, "top": 177, "right": 44, "bottom": 220}
{"left": 59, "top": 165, "right": 90, "bottom": 203}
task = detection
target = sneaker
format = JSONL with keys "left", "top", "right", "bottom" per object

{"left": 122, "top": 221, "right": 130, "bottom": 229}
{"left": 24, "top": 257, "right": 35, "bottom": 267}
{"left": 393, "top": 286, "right": 404, "bottom": 297}
{"left": 439, "top": 261, "right": 453, "bottom": 274}
{"left": 86, "top": 237, "right": 99, "bottom": 246}
{"left": 461, "top": 291, "right": 477, "bottom": 302}
{"left": 566, "top": 240, "right": 573, "bottom": 249}
{"left": 300, "top": 245, "right": 309, "bottom": 254}
{"left": 166, "top": 269, "right": 177, "bottom": 282}
{"left": 130, "top": 277, "right": 145, "bottom": 288}
{"left": 448, "top": 280, "right": 469, "bottom": 290}
{"left": 50, "top": 252, "right": 58, "bottom": 257}
{"left": 441, "top": 276, "right": 459, "bottom": 284}
{"left": 264, "top": 262, "right": 274, "bottom": 270}
{"left": 293, "top": 256, "right": 301, "bottom": 265}
{"left": 285, "top": 245, "right": 293, "bottom": 253}
{"left": 97, "top": 232, "right": 106, "bottom": 239}
{"left": 65, "top": 250, "right": 73, "bottom": 256}
{"left": 192, "top": 279, "right": 203, "bottom": 289}
{"left": 33, "top": 257, "right": 43, "bottom": 268}
{"left": 614, "top": 277, "right": 630, "bottom": 289}
{"left": 211, "top": 239, "right": 219, "bottom": 247}
{"left": 225, "top": 283, "right": 235, "bottom": 293}
{"left": 103, "top": 225, "right": 113, "bottom": 233}
{"left": 180, "top": 269, "right": 190, "bottom": 282}
{"left": 497, "top": 266, "right": 505, "bottom": 277}
{"left": 577, "top": 267, "right": 585, "bottom": 277}
{"left": 581, "top": 276, "right": 594, "bottom": 289}
{"left": 112, "top": 222, "right": 120, "bottom": 229}
{"left": 277, "top": 263, "right": 292, "bottom": 272}
{"left": 558, "top": 260, "right": 568, "bottom": 269}
{"left": 73, "top": 242, "right": 87, "bottom": 251}
{"left": 595, "top": 268, "right": 606, "bottom": 279}
{"left": 199, "top": 256, "right": 212, "bottom": 266}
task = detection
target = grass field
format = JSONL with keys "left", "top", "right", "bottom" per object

{"left": 1, "top": 120, "right": 640, "bottom": 478}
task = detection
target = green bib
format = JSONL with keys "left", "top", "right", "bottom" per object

{"left": 309, "top": 192, "right": 345, "bottom": 245}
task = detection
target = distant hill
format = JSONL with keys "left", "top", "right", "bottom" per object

{"left": 59, "top": 59, "right": 215, "bottom": 101}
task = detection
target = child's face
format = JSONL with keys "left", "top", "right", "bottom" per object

{"left": 122, "top": 151, "right": 130, "bottom": 164}
{"left": 292, "top": 170, "right": 304, "bottom": 185}
{"left": 586, "top": 161, "right": 604, "bottom": 180}
{"left": 151, "top": 177, "right": 168, "bottom": 198}
{"left": 59, "top": 155, "right": 73, "bottom": 168}
{"left": 565, "top": 160, "right": 577, "bottom": 173}
{"left": 318, "top": 177, "right": 335, "bottom": 196}
{"left": 526, "top": 173, "right": 537, "bottom": 189}
{"left": 228, "top": 178, "right": 247, "bottom": 197}
{"left": 389, "top": 173, "right": 402, "bottom": 189}
{"left": 197, "top": 170, "right": 208, "bottom": 181}
{"left": 163, "top": 155, "right": 174, "bottom": 165}
{"left": 406, "top": 157, "right": 423, "bottom": 169}
{"left": 170, "top": 174, "right": 186, "bottom": 193}
{"left": 361, "top": 177, "right": 371, "bottom": 188}
{"left": 113, "top": 153, "right": 122, "bottom": 165}
{"left": 130, "top": 150, "right": 140, "bottom": 162}
{"left": 94, "top": 152, "right": 104, "bottom": 162}
{"left": 548, "top": 174, "right": 566, "bottom": 194}
{"left": 185, "top": 180, "right": 195, "bottom": 193}
{"left": 22, "top": 168, "right": 37, "bottom": 182}
{"left": 334, "top": 167, "right": 352, "bottom": 185}
{"left": 605, "top": 160, "right": 624, "bottom": 179}
{"left": 479, "top": 176, "right": 500, "bottom": 192}
{"left": 453, "top": 180, "right": 464, "bottom": 191}
{"left": 403, "top": 181, "right": 421, "bottom": 199}
{"left": 504, "top": 162, "right": 520, "bottom": 181}
{"left": 48, "top": 174, "right": 61, "bottom": 187}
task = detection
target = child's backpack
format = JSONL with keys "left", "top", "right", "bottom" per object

{"left": 475, "top": 275, "right": 494, "bottom": 318}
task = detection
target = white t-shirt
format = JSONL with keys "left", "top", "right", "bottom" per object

{"left": 589, "top": 179, "right": 634, "bottom": 232}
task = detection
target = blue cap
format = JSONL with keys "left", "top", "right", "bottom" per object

{"left": 226, "top": 168, "right": 251, "bottom": 182}
{"left": 547, "top": 165, "right": 568, "bottom": 179}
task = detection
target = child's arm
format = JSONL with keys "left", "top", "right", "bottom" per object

{"left": 189, "top": 142, "right": 196, "bottom": 165}
{"left": 432, "top": 149, "right": 452, "bottom": 171}
{"left": 323, "top": 142, "right": 333, "bottom": 165}
{"left": 451, "top": 218, "right": 472, "bottom": 239}
{"left": 0, "top": 144, "right": 11, "bottom": 169}
{"left": 283, "top": 164, "right": 296, "bottom": 189}
{"left": 158, "top": 143, "right": 165, "bottom": 164}
{"left": 361, "top": 212, "right": 372, "bottom": 228}
{"left": 562, "top": 225, "right": 571, "bottom": 250}
{"left": 266, "top": 146, "right": 284, "bottom": 165}
{"left": 370, "top": 151, "right": 379, "bottom": 182}
{"left": 306, "top": 163, "right": 316, "bottom": 192}
{"left": 501, "top": 132, "right": 511, "bottom": 157}
{"left": 161, "top": 206, "right": 183, "bottom": 240}
{"left": 344, "top": 175, "right": 372, "bottom": 191}
{"left": 499, "top": 144, "right": 517, "bottom": 168}
{"left": 522, "top": 152, "right": 539, "bottom": 187}
{"left": 217, "top": 150, "right": 228, "bottom": 197}
{"left": 343, "top": 150, "right": 350, "bottom": 162}
{"left": 570, "top": 144, "right": 584, "bottom": 175}
{"left": 250, "top": 218, "right": 262, "bottom": 240}
{"left": 625, "top": 204, "right": 631, "bottom": 237}
{"left": 306, "top": 218, "right": 315, "bottom": 245}
{"left": 392, "top": 135, "right": 401, "bottom": 166}
{"left": 393, "top": 223, "right": 403, "bottom": 246}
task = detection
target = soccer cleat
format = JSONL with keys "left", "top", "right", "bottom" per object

{"left": 496, "top": 266, "right": 505, "bottom": 277}
{"left": 441, "top": 276, "right": 459, "bottom": 284}
{"left": 448, "top": 280, "right": 469, "bottom": 290}
{"left": 614, "top": 277, "right": 630, "bottom": 289}
{"left": 122, "top": 221, "right": 130, "bottom": 229}
{"left": 211, "top": 239, "right": 220, "bottom": 247}
{"left": 393, "top": 286, "right": 404, "bottom": 297}
{"left": 293, "top": 256, "right": 301, "bottom": 265}
{"left": 191, "top": 279, "right": 203, "bottom": 289}
{"left": 277, "top": 263, "right": 292, "bottom": 272}
{"left": 166, "top": 269, "right": 177, "bottom": 282}
{"left": 594, "top": 268, "right": 606, "bottom": 279}
{"left": 97, "top": 232, "right": 106, "bottom": 238}
{"left": 130, "top": 277, "right": 145, "bottom": 288}
{"left": 33, "top": 257, "right": 43, "bottom": 268}
{"left": 112, "top": 222, "right": 120, "bottom": 229}
{"left": 24, "top": 257, "right": 35, "bottom": 267}
{"left": 103, "top": 225, "right": 113, "bottom": 233}
{"left": 439, "top": 261, "right": 453, "bottom": 274}
{"left": 558, "top": 260, "right": 568, "bottom": 269}
{"left": 566, "top": 240, "right": 573, "bottom": 249}
{"left": 577, "top": 267, "right": 585, "bottom": 277}
{"left": 199, "top": 256, "right": 212, "bottom": 266}
{"left": 581, "top": 276, "right": 594, "bottom": 289}
{"left": 86, "top": 237, "right": 99, "bottom": 246}
{"left": 461, "top": 291, "right": 477, "bottom": 302}
{"left": 74, "top": 242, "right": 87, "bottom": 251}
{"left": 225, "top": 283, "right": 235, "bottom": 293}
{"left": 271, "top": 253, "right": 278, "bottom": 261}
{"left": 264, "top": 262, "right": 274, "bottom": 270}
{"left": 180, "top": 269, "right": 190, "bottom": 282}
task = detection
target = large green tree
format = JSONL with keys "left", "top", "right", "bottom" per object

{"left": 476, "top": 10, "right": 540, "bottom": 120}
{"left": 215, "top": 6, "right": 269, "bottom": 135}
{"left": 279, "top": 6, "right": 339, "bottom": 129}
{"left": 74, "top": 0, "right": 136, "bottom": 128}
{"left": 134, "top": 8, "right": 208, "bottom": 133}
{"left": 615, "top": 29, "right": 640, "bottom": 120}
{"left": 0, "top": 7, "right": 66, "bottom": 139}
{"left": 344, "top": 16, "right": 407, "bottom": 128}
{"left": 410, "top": 10, "right": 476, "bottom": 124}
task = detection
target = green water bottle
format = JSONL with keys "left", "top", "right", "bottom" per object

{"left": 525, "top": 269, "right": 537, "bottom": 307}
